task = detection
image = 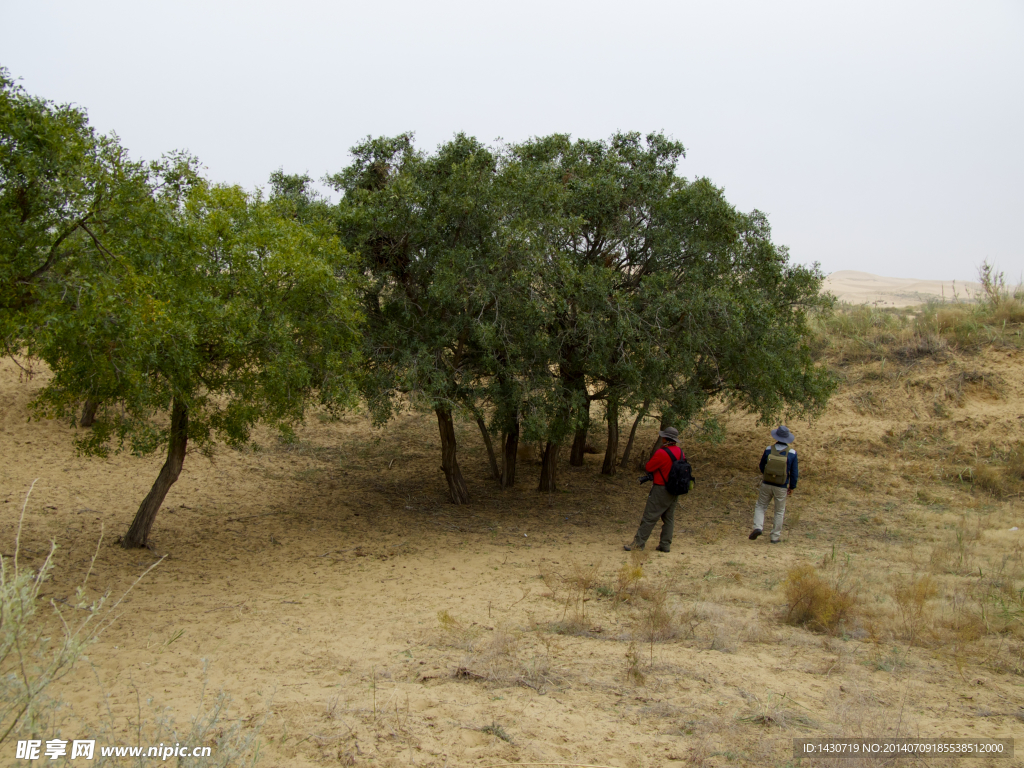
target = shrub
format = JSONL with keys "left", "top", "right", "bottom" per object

{"left": 971, "top": 464, "right": 1008, "bottom": 497}
{"left": 614, "top": 550, "right": 647, "bottom": 603}
{"left": 892, "top": 574, "right": 939, "bottom": 645}
{"left": 1, "top": 482, "right": 107, "bottom": 748}
{"left": 783, "top": 563, "right": 858, "bottom": 634}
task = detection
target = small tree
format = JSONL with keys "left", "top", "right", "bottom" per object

{"left": 330, "top": 134, "right": 551, "bottom": 502}
{"left": 29, "top": 160, "right": 362, "bottom": 548}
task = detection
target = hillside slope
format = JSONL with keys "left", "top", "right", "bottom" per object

{"left": 1, "top": 342, "right": 1022, "bottom": 767}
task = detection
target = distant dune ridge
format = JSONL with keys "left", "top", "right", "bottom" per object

{"left": 822, "top": 270, "right": 982, "bottom": 307}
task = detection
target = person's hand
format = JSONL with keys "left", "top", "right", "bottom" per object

{"left": 787, "top": 489, "right": 793, "bottom": 497}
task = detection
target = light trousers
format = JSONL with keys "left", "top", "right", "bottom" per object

{"left": 753, "top": 483, "right": 788, "bottom": 541}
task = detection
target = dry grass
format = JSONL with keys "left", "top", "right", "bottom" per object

{"left": 614, "top": 549, "right": 648, "bottom": 603}
{"left": 891, "top": 573, "right": 939, "bottom": 646}
{"left": 929, "top": 514, "right": 980, "bottom": 575}
{"left": 624, "top": 639, "right": 645, "bottom": 685}
{"left": 783, "top": 552, "right": 859, "bottom": 634}
{"left": 739, "top": 692, "right": 817, "bottom": 730}
{"left": 436, "top": 609, "right": 481, "bottom": 651}
{"left": 813, "top": 264, "right": 1024, "bottom": 364}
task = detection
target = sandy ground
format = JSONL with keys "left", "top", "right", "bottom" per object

{"left": 2, "top": 343, "right": 1023, "bottom": 767}
{"left": 823, "top": 271, "right": 983, "bottom": 307}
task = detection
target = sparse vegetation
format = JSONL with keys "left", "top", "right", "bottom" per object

{"left": 813, "top": 262, "right": 1024, "bottom": 365}
{"left": 783, "top": 553, "right": 859, "bottom": 634}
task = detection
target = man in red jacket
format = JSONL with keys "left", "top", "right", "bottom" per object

{"left": 624, "top": 427, "right": 684, "bottom": 553}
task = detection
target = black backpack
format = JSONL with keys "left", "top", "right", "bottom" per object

{"left": 661, "top": 446, "right": 694, "bottom": 495}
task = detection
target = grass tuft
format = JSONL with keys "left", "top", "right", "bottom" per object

{"left": 783, "top": 553, "right": 858, "bottom": 634}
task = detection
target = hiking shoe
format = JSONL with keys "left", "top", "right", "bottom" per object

{"left": 748, "top": 529, "right": 762, "bottom": 540}
{"left": 655, "top": 545, "right": 670, "bottom": 553}
{"left": 770, "top": 537, "right": 781, "bottom": 544}
{"left": 623, "top": 543, "right": 644, "bottom": 551}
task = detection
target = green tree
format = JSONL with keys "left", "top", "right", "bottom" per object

{"left": 330, "top": 134, "right": 557, "bottom": 501}
{"left": 30, "top": 160, "right": 362, "bottom": 548}
{"left": 512, "top": 133, "right": 834, "bottom": 482}
{"left": 0, "top": 68, "right": 152, "bottom": 356}
{"left": 507, "top": 133, "right": 690, "bottom": 482}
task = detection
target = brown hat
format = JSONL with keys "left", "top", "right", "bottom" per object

{"left": 658, "top": 427, "right": 679, "bottom": 443}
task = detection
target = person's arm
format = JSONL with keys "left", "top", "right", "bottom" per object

{"left": 788, "top": 452, "right": 798, "bottom": 493}
{"left": 758, "top": 448, "right": 769, "bottom": 474}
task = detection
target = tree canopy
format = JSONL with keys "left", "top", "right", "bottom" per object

{"left": 329, "top": 132, "right": 834, "bottom": 500}
{"left": 2, "top": 68, "right": 834, "bottom": 530}
{"left": 2, "top": 72, "right": 363, "bottom": 546}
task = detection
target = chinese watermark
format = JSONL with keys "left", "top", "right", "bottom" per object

{"left": 16, "top": 739, "right": 212, "bottom": 761}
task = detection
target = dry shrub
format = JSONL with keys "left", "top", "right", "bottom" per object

{"left": 449, "top": 620, "right": 566, "bottom": 692}
{"left": 929, "top": 515, "right": 979, "bottom": 575}
{"left": 969, "top": 442, "right": 1024, "bottom": 499}
{"left": 988, "top": 639, "right": 1024, "bottom": 676}
{"left": 677, "top": 601, "right": 710, "bottom": 640}
{"left": 741, "top": 619, "right": 780, "bottom": 645}
{"left": 436, "top": 610, "right": 480, "bottom": 650}
{"left": 783, "top": 559, "right": 858, "bottom": 634}
{"left": 934, "top": 305, "right": 979, "bottom": 347}
{"left": 892, "top": 574, "right": 939, "bottom": 645}
{"left": 615, "top": 549, "right": 647, "bottom": 603}
{"left": 739, "top": 692, "right": 816, "bottom": 729}
{"left": 624, "top": 639, "right": 645, "bottom": 685}
{"left": 635, "top": 583, "right": 678, "bottom": 654}
{"left": 932, "top": 543, "right": 1024, "bottom": 675}
{"left": 819, "top": 637, "right": 848, "bottom": 675}
{"left": 992, "top": 298, "right": 1024, "bottom": 325}
{"left": 538, "top": 562, "right": 562, "bottom": 600}
{"left": 709, "top": 624, "right": 737, "bottom": 653}
{"left": 979, "top": 260, "right": 1024, "bottom": 324}
{"left": 557, "top": 558, "right": 600, "bottom": 630}
{"left": 1005, "top": 443, "right": 1024, "bottom": 481}
{"left": 971, "top": 463, "right": 1009, "bottom": 497}
{"left": 940, "top": 582, "right": 987, "bottom": 675}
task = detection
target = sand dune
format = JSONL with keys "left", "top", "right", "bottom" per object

{"left": 823, "top": 269, "right": 981, "bottom": 307}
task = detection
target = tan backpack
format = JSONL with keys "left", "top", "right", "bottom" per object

{"left": 763, "top": 444, "right": 789, "bottom": 485}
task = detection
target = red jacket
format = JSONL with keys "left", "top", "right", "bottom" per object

{"left": 645, "top": 445, "right": 684, "bottom": 486}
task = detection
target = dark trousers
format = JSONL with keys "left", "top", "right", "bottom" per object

{"left": 631, "top": 484, "right": 679, "bottom": 550}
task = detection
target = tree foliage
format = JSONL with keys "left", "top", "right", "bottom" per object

{"left": 0, "top": 68, "right": 152, "bottom": 355}
{"left": 3, "top": 66, "right": 833, "bottom": 524}
{"left": 2, "top": 72, "right": 363, "bottom": 546}
{"left": 31, "top": 164, "right": 362, "bottom": 546}
{"left": 329, "top": 131, "right": 833, "bottom": 498}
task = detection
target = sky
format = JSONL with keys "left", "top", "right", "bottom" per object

{"left": 2, "top": 0, "right": 1022, "bottom": 281}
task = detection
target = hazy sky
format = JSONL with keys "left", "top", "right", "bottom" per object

{"left": 2, "top": 0, "right": 1021, "bottom": 280}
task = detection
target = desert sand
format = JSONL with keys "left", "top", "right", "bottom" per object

{"left": 823, "top": 271, "right": 982, "bottom": 307}
{"left": 2, "top": 336, "right": 1023, "bottom": 766}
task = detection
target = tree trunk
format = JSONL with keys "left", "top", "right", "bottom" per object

{"left": 569, "top": 385, "right": 591, "bottom": 466}
{"left": 122, "top": 398, "right": 188, "bottom": 549}
{"left": 476, "top": 416, "right": 500, "bottom": 481}
{"left": 601, "top": 398, "right": 620, "bottom": 475}
{"left": 501, "top": 423, "right": 519, "bottom": 489}
{"left": 619, "top": 399, "right": 650, "bottom": 468}
{"left": 436, "top": 407, "right": 470, "bottom": 504}
{"left": 538, "top": 441, "right": 560, "bottom": 492}
{"left": 637, "top": 415, "right": 669, "bottom": 470}
{"left": 79, "top": 398, "right": 99, "bottom": 428}
{"left": 569, "top": 426, "right": 588, "bottom": 466}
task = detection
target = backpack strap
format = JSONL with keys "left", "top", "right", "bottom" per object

{"left": 658, "top": 446, "right": 677, "bottom": 484}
